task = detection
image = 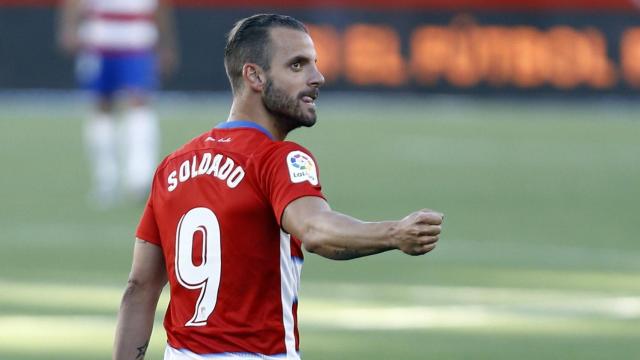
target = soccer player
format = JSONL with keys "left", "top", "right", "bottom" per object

{"left": 58, "top": 0, "right": 178, "bottom": 207}
{"left": 113, "top": 14, "right": 444, "bottom": 360}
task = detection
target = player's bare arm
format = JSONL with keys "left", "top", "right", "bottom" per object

{"left": 57, "top": 0, "right": 82, "bottom": 54}
{"left": 113, "top": 239, "right": 167, "bottom": 360}
{"left": 282, "top": 196, "right": 444, "bottom": 260}
{"left": 155, "top": 0, "right": 179, "bottom": 77}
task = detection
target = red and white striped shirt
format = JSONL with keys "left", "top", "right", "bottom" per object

{"left": 78, "top": 0, "right": 158, "bottom": 52}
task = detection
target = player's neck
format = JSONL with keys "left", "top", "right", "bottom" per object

{"left": 227, "top": 98, "right": 288, "bottom": 141}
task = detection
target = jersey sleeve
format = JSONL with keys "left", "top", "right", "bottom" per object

{"left": 260, "top": 142, "right": 326, "bottom": 226}
{"left": 135, "top": 183, "right": 161, "bottom": 245}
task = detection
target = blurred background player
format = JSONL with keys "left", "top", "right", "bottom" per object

{"left": 58, "top": 0, "right": 178, "bottom": 207}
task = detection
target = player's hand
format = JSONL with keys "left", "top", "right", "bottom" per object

{"left": 58, "top": 29, "right": 79, "bottom": 55}
{"left": 392, "top": 209, "right": 444, "bottom": 256}
{"left": 158, "top": 46, "right": 179, "bottom": 78}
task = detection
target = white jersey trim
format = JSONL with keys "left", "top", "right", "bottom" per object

{"left": 279, "top": 231, "right": 302, "bottom": 360}
{"left": 164, "top": 345, "right": 296, "bottom": 359}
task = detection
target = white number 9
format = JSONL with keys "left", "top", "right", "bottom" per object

{"left": 175, "top": 207, "right": 221, "bottom": 327}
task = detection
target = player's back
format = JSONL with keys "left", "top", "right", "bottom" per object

{"left": 137, "top": 121, "right": 324, "bottom": 359}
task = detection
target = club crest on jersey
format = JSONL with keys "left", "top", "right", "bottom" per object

{"left": 287, "top": 151, "right": 318, "bottom": 185}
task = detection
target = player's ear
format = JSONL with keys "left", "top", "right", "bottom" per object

{"left": 243, "top": 63, "right": 266, "bottom": 92}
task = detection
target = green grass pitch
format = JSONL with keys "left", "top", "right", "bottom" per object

{"left": 0, "top": 94, "right": 639, "bottom": 359}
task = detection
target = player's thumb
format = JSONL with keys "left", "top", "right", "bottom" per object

{"left": 417, "top": 210, "right": 444, "bottom": 224}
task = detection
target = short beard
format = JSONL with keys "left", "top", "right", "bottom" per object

{"left": 262, "top": 79, "right": 317, "bottom": 135}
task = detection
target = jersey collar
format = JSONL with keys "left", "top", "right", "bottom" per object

{"left": 216, "top": 120, "right": 275, "bottom": 140}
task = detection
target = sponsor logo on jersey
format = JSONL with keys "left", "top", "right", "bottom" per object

{"left": 287, "top": 151, "right": 318, "bottom": 185}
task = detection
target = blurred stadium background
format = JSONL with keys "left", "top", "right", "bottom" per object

{"left": 1, "top": 0, "right": 639, "bottom": 359}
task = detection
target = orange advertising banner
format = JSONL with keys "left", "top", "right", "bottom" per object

{"left": 0, "top": 0, "right": 637, "bottom": 11}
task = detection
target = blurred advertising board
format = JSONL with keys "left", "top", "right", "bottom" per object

{"left": 1, "top": 0, "right": 639, "bottom": 94}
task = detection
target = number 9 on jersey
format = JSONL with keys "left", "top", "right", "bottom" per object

{"left": 175, "top": 207, "right": 222, "bottom": 327}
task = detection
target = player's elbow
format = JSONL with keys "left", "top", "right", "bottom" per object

{"left": 300, "top": 228, "right": 323, "bottom": 255}
{"left": 299, "top": 223, "right": 346, "bottom": 260}
{"left": 285, "top": 208, "right": 339, "bottom": 258}
{"left": 298, "top": 218, "right": 330, "bottom": 255}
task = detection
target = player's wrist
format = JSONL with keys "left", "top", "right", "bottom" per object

{"left": 384, "top": 221, "right": 401, "bottom": 250}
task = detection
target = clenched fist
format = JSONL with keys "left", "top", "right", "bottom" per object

{"left": 392, "top": 209, "right": 444, "bottom": 256}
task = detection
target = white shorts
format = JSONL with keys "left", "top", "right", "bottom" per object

{"left": 164, "top": 344, "right": 300, "bottom": 360}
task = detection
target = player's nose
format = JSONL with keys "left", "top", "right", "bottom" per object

{"left": 309, "top": 66, "right": 325, "bottom": 88}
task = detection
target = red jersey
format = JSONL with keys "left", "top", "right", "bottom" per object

{"left": 136, "top": 121, "right": 324, "bottom": 359}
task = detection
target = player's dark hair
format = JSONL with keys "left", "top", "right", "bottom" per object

{"left": 224, "top": 14, "right": 308, "bottom": 95}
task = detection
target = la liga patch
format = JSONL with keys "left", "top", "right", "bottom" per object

{"left": 287, "top": 151, "right": 318, "bottom": 185}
